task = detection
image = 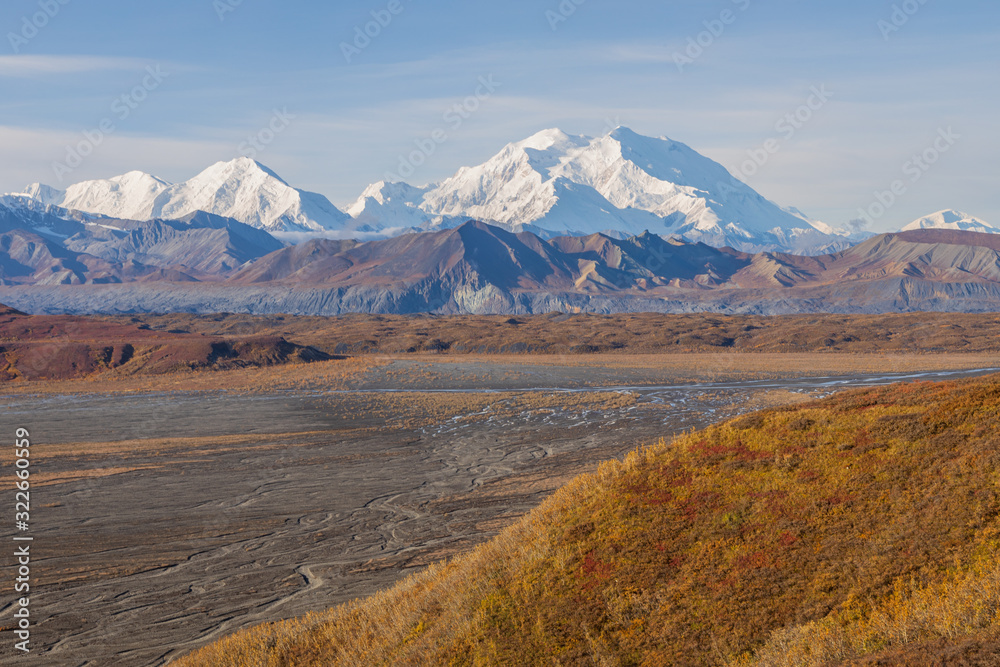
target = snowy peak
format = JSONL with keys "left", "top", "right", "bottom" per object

{"left": 158, "top": 158, "right": 302, "bottom": 227}
{"left": 345, "top": 180, "right": 430, "bottom": 231}
{"left": 515, "top": 128, "right": 591, "bottom": 167}
{"left": 382, "top": 126, "right": 843, "bottom": 252}
{"left": 16, "top": 158, "right": 348, "bottom": 232}
{"left": 515, "top": 127, "right": 581, "bottom": 151}
{"left": 190, "top": 157, "right": 290, "bottom": 188}
{"left": 900, "top": 210, "right": 997, "bottom": 234}
{"left": 347, "top": 180, "right": 427, "bottom": 214}
{"left": 603, "top": 127, "right": 735, "bottom": 191}
{"left": 9, "top": 127, "right": 915, "bottom": 255}
{"left": 60, "top": 170, "right": 171, "bottom": 221}
{"left": 20, "top": 183, "right": 64, "bottom": 205}
{"left": 152, "top": 157, "right": 350, "bottom": 232}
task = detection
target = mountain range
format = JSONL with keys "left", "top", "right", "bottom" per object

{"left": 0, "top": 195, "right": 282, "bottom": 285}
{"left": 346, "top": 127, "right": 850, "bottom": 254}
{"left": 4, "top": 200, "right": 1000, "bottom": 315}
{"left": 900, "top": 209, "right": 997, "bottom": 234}
{"left": 3, "top": 126, "right": 997, "bottom": 316}
{"left": 21, "top": 158, "right": 350, "bottom": 233}
{"left": 9, "top": 127, "right": 894, "bottom": 253}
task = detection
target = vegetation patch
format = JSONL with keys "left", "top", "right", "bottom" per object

{"left": 116, "top": 311, "right": 1000, "bottom": 356}
{"left": 177, "top": 374, "right": 1000, "bottom": 665}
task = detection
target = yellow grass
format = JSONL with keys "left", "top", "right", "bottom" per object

{"left": 177, "top": 374, "right": 1000, "bottom": 666}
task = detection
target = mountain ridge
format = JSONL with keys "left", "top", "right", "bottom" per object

{"left": 6, "top": 221, "right": 1000, "bottom": 315}
{"left": 350, "top": 126, "right": 849, "bottom": 254}
{"left": 13, "top": 127, "right": 858, "bottom": 253}
{"left": 900, "top": 209, "right": 998, "bottom": 234}
{"left": 0, "top": 198, "right": 284, "bottom": 285}
{"left": 19, "top": 158, "right": 350, "bottom": 233}
{"left": 15, "top": 129, "right": 997, "bottom": 256}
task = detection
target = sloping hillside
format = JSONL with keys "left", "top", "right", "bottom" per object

{"left": 107, "top": 310, "right": 1000, "bottom": 356}
{"left": 0, "top": 303, "right": 330, "bottom": 380}
{"left": 0, "top": 200, "right": 284, "bottom": 285}
{"left": 13, "top": 223, "right": 1000, "bottom": 316}
{"left": 64, "top": 211, "right": 285, "bottom": 275}
{"left": 177, "top": 375, "right": 1000, "bottom": 666}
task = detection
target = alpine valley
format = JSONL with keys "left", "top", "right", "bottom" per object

{"left": 3, "top": 127, "right": 999, "bottom": 316}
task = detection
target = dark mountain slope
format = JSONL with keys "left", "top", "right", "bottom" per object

{"left": 9, "top": 222, "right": 1000, "bottom": 315}
{"left": 0, "top": 202, "right": 286, "bottom": 284}
{"left": 64, "top": 211, "right": 285, "bottom": 275}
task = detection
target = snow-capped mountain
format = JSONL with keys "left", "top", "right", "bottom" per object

{"left": 900, "top": 210, "right": 997, "bottom": 235}
{"left": 12, "top": 128, "right": 854, "bottom": 252}
{"left": 347, "top": 127, "right": 848, "bottom": 254}
{"left": 0, "top": 193, "right": 285, "bottom": 285}
{"left": 0, "top": 193, "right": 95, "bottom": 239}
{"left": 346, "top": 180, "right": 432, "bottom": 232}
{"left": 19, "top": 158, "right": 350, "bottom": 233}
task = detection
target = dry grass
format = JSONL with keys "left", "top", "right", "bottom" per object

{"left": 0, "top": 355, "right": 387, "bottom": 395}
{"left": 176, "top": 374, "right": 1000, "bottom": 666}
{"left": 8, "top": 309, "right": 1000, "bottom": 394}
{"left": 0, "top": 352, "right": 996, "bottom": 397}
{"left": 471, "top": 351, "right": 1000, "bottom": 373}
{"left": 0, "top": 431, "right": 351, "bottom": 473}
{"left": 110, "top": 311, "right": 1000, "bottom": 355}
{"left": 742, "top": 562, "right": 1000, "bottom": 666}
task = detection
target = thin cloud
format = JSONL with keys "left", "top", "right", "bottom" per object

{"left": 604, "top": 45, "right": 679, "bottom": 64}
{"left": 0, "top": 55, "right": 156, "bottom": 77}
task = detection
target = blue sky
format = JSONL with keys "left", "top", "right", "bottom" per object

{"left": 1, "top": 0, "right": 997, "bottom": 231}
